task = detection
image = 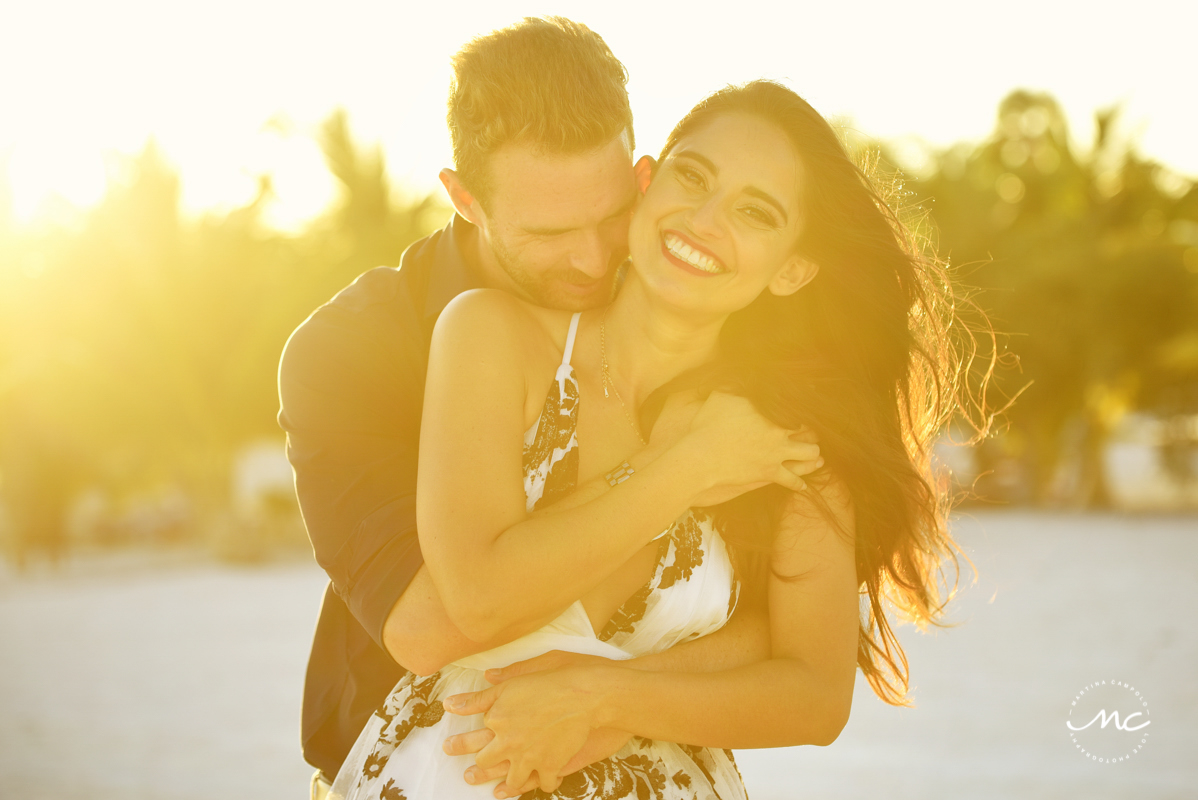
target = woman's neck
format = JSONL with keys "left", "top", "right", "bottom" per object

{"left": 602, "top": 273, "right": 727, "bottom": 406}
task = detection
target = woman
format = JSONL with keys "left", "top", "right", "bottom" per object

{"left": 331, "top": 80, "right": 981, "bottom": 800}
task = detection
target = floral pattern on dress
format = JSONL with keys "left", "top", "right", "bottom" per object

{"left": 598, "top": 534, "right": 671, "bottom": 642}
{"left": 521, "top": 735, "right": 740, "bottom": 800}
{"left": 378, "top": 779, "right": 407, "bottom": 800}
{"left": 523, "top": 364, "right": 580, "bottom": 512}
{"left": 658, "top": 511, "right": 708, "bottom": 590}
{"left": 331, "top": 312, "right": 746, "bottom": 800}
{"left": 599, "top": 510, "right": 718, "bottom": 644}
{"left": 523, "top": 752, "right": 669, "bottom": 800}
{"left": 360, "top": 672, "right": 445, "bottom": 785}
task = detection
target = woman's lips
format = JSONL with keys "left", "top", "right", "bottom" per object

{"left": 660, "top": 230, "right": 727, "bottom": 277}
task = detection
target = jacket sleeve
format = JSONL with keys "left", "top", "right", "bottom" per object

{"left": 277, "top": 269, "right": 428, "bottom": 651}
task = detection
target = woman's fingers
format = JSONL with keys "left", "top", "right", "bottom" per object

{"left": 775, "top": 466, "right": 808, "bottom": 492}
{"left": 464, "top": 760, "right": 508, "bottom": 785}
{"left": 783, "top": 455, "right": 824, "bottom": 476}
{"left": 494, "top": 776, "right": 540, "bottom": 799}
{"left": 443, "top": 685, "right": 498, "bottom": 716}
{"left": 504, "top": 760, "right": 534, "bottom": 796}
{"left": 537, "top": 770, "right": 564, "bottom": 794}
{"left": 785, "top": 440, "right": 821, "bottom": 462}
{"left": 790, "top": 425, "right": 819, "bottom": 444}
{"left": 443, "top": 727, "right": 495, "bottom": 756}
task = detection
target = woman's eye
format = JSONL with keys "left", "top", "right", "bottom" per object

{"left": 742, "top": 205, "right": 777, "bottom": 226}
{"left": 677, "top": 166, "right": 705, "bottom": 188}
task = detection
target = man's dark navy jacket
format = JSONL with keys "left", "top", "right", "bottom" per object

{"left": 278, "top": 215, "right": 480, "bottom": 778}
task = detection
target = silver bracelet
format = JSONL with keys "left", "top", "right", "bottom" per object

{"left": 604, "top": 460, "right": 636, "bottom": 487}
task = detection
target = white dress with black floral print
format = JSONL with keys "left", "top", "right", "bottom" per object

{"left": 329, "top": 312, "right": 746, "bottom": 800}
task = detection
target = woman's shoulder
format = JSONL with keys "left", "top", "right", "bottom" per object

{"left": 772, "top": 472, "right": 856, "bottom": 557}
{"left": 433, "top": 288, "right": 576, "bottom": 366}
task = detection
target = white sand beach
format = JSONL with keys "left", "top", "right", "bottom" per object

{"left": 1, "top": 511, "right": 1194, "bottom": 799}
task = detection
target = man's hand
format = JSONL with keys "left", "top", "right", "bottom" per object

{"left": 650, "top": 391, "right": 822, "bottom": 506}
{"left": 441, "top": 665, "right": 618, "bottom": 797}
{"left": 482, "top": 650, "right": 610, "bottom": 684}
{"left": 447, "top": 726, "right": 633, "bottom": 798}
{"left": 459, "top": 652, "right": 634, "bottom": 796}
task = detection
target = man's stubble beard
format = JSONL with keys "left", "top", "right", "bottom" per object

{"left": 491, "top": 238, "right": 619, "bottom": 312}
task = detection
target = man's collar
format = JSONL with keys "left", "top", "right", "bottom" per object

{"left": 424, "top": 213, "right": 485, "bottom": 319}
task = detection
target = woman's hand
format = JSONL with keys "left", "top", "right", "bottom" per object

{"left": 446, "top": 725, "right": 633, "bottom": 798}
{"left": 442, "top": 665, "right": 616, "bottom": 797}
{"left": 681, "top": 391, "right": 821, "bottom": 502}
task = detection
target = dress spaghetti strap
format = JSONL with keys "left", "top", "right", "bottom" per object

{"left": 561, "top": 311, "right": 582, "bottom": 367}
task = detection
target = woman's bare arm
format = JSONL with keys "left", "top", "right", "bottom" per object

{"left": 443, "top": 480, "right": 859, "bottom": 793}
{"left": 388, "top": 388, "right": 801, "bottom": 675}
{"left": 596, "top": 480, "right": 860, "bottom": 746}
{"left": 385, "top": 447, "right": 668, "bottom": 675}
{"left": 417, "top": 289, "right": 816, "bottom": 642}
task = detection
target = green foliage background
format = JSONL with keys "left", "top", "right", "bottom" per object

{"left": 903, "top": 91, "right": 1198, "bottom": 505}
{"left": 1, "top": 94, "right": 1196, "bottom": 561}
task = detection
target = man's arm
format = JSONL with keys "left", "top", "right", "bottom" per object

{"left": 279, "top": 269, "right": 429, "bottom": 652}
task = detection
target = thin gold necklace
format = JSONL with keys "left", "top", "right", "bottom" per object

{"left": 600, "top": 307, "right": 647, "bottom": 445}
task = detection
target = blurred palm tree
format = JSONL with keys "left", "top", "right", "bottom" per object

{"left": 0, "top": 115, "right": 447, "bottom": 562}
{"left": 912, "top": 91, "right": 1198, "bottom": 505}
{"left": 3, "top": 93, "right": 1196, "bottom": 564}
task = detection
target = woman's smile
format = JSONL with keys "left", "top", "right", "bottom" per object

{"left": 629, "top": 111, "right": 808, "bottom": 314}
{"left": 661, "top": 230, "right": 728, "bottom": 276}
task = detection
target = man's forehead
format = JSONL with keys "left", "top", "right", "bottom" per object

{"left": 486, "top": 133, "right": 636, "bottom": 228}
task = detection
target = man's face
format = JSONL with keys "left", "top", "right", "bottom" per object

{"left": 476, "top": 133, "right": 638, "bottom": 310}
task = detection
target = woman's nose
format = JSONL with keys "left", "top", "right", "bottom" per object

{"left": 686, "top": 194, "right": 726, "bottom": 239}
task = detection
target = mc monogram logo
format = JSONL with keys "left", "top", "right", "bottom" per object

{"left": 1066, "top": 680, "right": 1152, "bottom": 763}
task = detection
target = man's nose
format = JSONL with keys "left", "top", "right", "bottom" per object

{"left": 567, "top": 229, "right": 611, "bottom": 279}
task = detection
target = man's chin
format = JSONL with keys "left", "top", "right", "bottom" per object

{"left": 533, "top": 280, "right": 613, "bottom": 311}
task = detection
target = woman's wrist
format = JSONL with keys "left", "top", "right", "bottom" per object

{"left": 656, "top": 432, "right": 720, "bottom": 501}
{"left": 616, "top": 439, "right": 709, "bottom": 508}
{"left": 626, "top": 440, "right": 665, "bottom": 473}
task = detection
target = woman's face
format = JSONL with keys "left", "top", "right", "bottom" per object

{"left": 629, "top": 111, "right": 814, "bottom": 316}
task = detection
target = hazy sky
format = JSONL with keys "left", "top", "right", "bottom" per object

{"left": 3, "top": 0, "right": 1194, "bottom": 231}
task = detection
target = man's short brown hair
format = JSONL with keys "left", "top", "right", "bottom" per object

{"left": 448, "top": 17, "right": 634, "bottom": 204}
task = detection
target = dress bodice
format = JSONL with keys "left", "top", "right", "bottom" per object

{"left": 507, "top": 312, "right": 740, "bottom": 658}
{"left": 330, "top": 311, "right": 749, "bottom": 800}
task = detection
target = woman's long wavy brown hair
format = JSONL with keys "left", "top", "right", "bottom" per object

{"left": 664, "top": 81, "right": 995, "bottom": 706}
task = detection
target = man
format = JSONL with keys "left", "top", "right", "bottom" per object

{"left": 279, "top": 18, "right": 769, "bottom": 799}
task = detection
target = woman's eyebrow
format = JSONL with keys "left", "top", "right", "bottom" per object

{"left": 673, "top": 149, "right": 719, "bottom": 175}
{"left": 743, "top": 187, "right": 789, "bottom": 224}
{"left": 673, "top": 150, "right": 789, "bottom": 224}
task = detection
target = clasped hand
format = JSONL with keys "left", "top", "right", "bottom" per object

{"left": 655, "top": 390, "right": 821, "bottom": 505}
{"left": 441, "top": 651, "right": 630, "bottom": 798}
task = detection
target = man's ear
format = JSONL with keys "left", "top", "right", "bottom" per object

{"left": 634, "top": 155, "right": 655, "bottom": 195}
{"left": 768, "top": 255, "right": 819, "bottom": 297}
{"left": 439, "top": 168, "right": 486, "bottom": 228}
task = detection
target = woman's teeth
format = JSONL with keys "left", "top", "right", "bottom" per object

{"left": 664, "top": 233, "right": 724, "bottom": 274}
